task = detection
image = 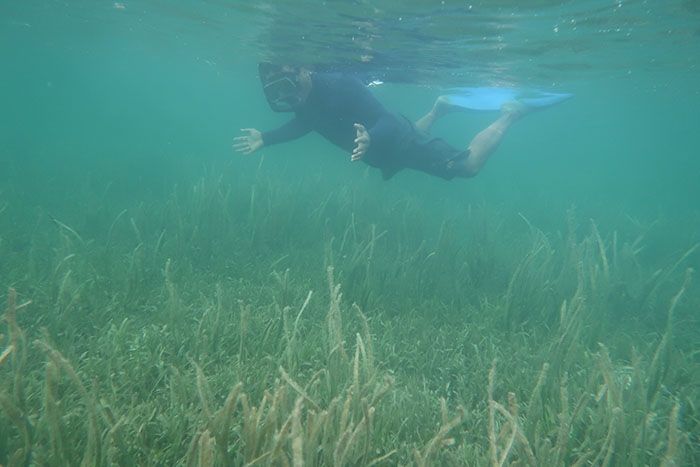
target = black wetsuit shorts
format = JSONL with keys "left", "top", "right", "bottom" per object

{"left": 369, "top": 115, "right": 469, "bottom": 181}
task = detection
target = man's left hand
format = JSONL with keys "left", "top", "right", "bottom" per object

{"left": 352, "top": 123, "right": 370, "bottom": 162}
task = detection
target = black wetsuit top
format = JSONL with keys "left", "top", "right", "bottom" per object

{"left": 261, "top": 73, "right": 409, "bottom": 177}
{"left": 261, "top": 72, "right": 465, "bottom": 180}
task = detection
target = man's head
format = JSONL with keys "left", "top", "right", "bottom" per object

{"left": 258, "top": 63, "right": 312, "bottom": 112}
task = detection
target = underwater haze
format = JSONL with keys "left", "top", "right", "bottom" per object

{"left": 1, "top": 1, "right": 699, "bottom": 465}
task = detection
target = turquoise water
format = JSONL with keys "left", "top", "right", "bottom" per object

{"left": 5, "top": 1, "right": 700, "bottom": 205}
{"left": 3, "top": 1, "right": 699, "bottom": 218}
{"left": 1, "top": 1, "right": 699, "bottom": 465}
{"left": 2, "top": 1, "right": 698, "bottom": 271}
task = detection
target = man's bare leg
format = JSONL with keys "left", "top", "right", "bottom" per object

{"left": 456, "top": 102, "right": 526, "bottom": 178}
{"left": 414, "top": 96, "right": 468, "bottom": 133}
{"left": 414, "top": 96, "right": 528, "bottom": 177}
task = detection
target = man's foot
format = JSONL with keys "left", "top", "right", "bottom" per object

{"left": 432, "top": 95, "right": 470, "bottom": 119}
{"left": 500, "top": 100, "right": 530, "bottom": 121}
{"left": 415, "top": 95, "right": 467, "bottom": 132}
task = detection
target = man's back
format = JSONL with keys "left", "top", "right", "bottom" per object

{"left": 263, "top": 72, "right": 391, "bottom": 153}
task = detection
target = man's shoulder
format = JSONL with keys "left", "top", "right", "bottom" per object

{"left": 313, "top": 72, "right": 365, "bottom": 90}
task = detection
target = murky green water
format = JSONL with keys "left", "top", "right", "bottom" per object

{"left": 1, "top": 1, "right": 698, "bottom": 465}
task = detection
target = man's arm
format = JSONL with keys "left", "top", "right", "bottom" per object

{"left": 261, "top": 116, "right": 312, "bottom": 147}
{"left": 233, "top": 117, "right": 312, "bottom": 155}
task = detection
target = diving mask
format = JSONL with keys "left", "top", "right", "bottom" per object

{"left": 259, "top": 62, "right": 305, "bottom": 112}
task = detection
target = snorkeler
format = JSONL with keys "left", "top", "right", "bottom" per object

{"left": 233, "top": 63, "right": 570, "bottom": 180}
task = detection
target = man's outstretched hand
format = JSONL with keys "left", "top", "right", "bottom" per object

{"left": 233, "top": 128, "right": 263, "bottom": 155}
{"left": 352, "top": 123, "right": 370, "bottom": 162}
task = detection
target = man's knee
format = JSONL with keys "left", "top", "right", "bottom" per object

{"left": 453, "top": 157, "right": 480, "bottom": 178}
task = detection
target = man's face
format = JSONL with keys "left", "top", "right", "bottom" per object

{"left": 259, "top": 63, "right": 307, "bottom": 112}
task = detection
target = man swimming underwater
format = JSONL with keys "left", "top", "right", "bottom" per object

{"left": 233, "top": 63, "right": 529, "bottom": 181}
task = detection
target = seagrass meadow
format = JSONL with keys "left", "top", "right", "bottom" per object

{"left": 0, "top": 163, "right": 698, "bottom": 466}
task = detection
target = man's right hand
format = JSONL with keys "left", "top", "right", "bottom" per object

{"left": 233, "top": 128, "right": 263, "bottom": 155}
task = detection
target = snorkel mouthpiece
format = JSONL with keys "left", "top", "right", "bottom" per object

{"left": 259, "top": 62, "right": 303, "bottom": 112}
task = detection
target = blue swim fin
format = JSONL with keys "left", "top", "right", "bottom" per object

{"left": 443, "top": 87, "right": 572, "bottom": 111}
